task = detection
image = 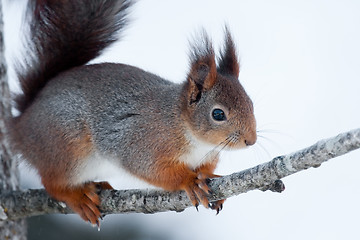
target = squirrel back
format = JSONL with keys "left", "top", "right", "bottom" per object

{"left": 9, "top": 0, "right": 257, "bottom": 226}
{"left": 15, "top": 0, "right": 132, "bottom": 113}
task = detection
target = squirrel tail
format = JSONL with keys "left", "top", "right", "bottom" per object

{"left": 15, "top": 0, "right": 132, "bottom": 113}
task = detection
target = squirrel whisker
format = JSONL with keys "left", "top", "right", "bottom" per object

{"left": 198, "top": 136, "right": 233, "bottom": 164}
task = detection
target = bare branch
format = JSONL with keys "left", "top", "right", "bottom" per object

{"left": 0, "top": 128, "right": 359, "bottom": 221}
{"left": 0, "top": 1, "right": 27, "bottom": 238}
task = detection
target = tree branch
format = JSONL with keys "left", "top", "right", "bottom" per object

{"left": 0, "top": 1, "right": 27, "bottom": 238}
{"left": 0, "top": 128, "right": 359, "bottom": 221}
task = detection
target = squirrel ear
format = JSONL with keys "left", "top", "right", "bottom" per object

{"left": 217, "top": 26, "right": 240, "bottom": 77}
{"left": 186, "top": 31, "right": 217, "bottom": 104}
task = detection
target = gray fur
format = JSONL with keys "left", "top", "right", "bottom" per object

{"left": 19, "top": 63, "right": 185, "bottom": 178}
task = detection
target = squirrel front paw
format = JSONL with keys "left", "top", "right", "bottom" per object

{"left": 182, "top": 173, "right": 226, "bottom": 214}
{"left": 183, "top": 177, "right": 211, "bottom": 210}
{"left": 197, "top": 172, "right": 226, "bottom": 214}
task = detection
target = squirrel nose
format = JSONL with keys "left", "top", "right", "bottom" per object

{"left": 244, "top": 131, "right": 257, "bottom": 146}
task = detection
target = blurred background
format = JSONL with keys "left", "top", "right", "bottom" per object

{"left": 3, "top": 0, "right": 360, "bottom": 239}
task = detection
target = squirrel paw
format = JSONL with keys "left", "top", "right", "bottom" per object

{"left": 58, "top": 181, "right": 113, "bottom": 226}
{"left": 61, "top": 182, "right": 101, "bottom": 226}
{"left": 193, "top": 172, "right": 226, "bottom": 214}
{"left": 183, "top": 173, "right": 223, "bottom": 211}
{"left": 183, "top": 178, "right": 211, "bottom": 209}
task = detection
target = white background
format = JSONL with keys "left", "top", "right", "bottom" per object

{"left": 3, "top": 0, "right": 360, "bottom": 239}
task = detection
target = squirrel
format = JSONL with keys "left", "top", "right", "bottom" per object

{"left": 8, "top": 0, "right": 257, "bottom": 226}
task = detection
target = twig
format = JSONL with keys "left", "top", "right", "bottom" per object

{"left": 0, "top": 128, "right": 359, "bottom": 220}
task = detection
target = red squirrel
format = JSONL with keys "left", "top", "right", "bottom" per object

{"left": 8, "top": 0, "right": 257, "bottom": 226}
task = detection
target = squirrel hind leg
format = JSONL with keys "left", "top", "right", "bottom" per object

{"left": 44, "top": 181, "right": 113, "bottom": 225}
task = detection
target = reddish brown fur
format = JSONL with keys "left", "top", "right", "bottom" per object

{"left": 40, "top": 128, "right": 113, "bottom": 225}
{"left": 38, "top": 124, "right": 94, "bottom": 186}
{"left": 141, "top": 157, "right": 214, "bottom": 208}
{"left": 187, "top": 55, "right": 217, "bottom": 105}
{"left": 39, "top": 125, "right": 111, "bottom": 224}
{"left": 13, "top": 113, "right": 109, "bottom": 224}
{"left": 133, "top": 147, "right": 224, "bottom": 211}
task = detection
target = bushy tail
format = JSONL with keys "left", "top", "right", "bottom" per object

{"left": 15, "top": 0, "right": 132, "bottom": 113}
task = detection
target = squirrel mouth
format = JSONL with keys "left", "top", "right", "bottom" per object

{"left": 223, "top": 132, "right": 257, "bottom": 150}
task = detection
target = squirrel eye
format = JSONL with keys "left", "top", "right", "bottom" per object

{"left": 212, "top": 108, "right": 226, "bottom": 121}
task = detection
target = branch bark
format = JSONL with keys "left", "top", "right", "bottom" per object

{"left": 0, "top": 1, "right": 27, "bottom": 238}
{"left": 0, "top": 128, "right": 359, "bottom": 221}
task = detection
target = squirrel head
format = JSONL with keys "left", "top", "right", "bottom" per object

{"left": 181, "top": 27, "right": 256, "bottom": 150}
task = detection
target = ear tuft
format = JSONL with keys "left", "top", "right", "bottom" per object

{"left": 217, "top": 26, "right": 240, "bottom": 77}
{"left": 187, "top": 30, "right": 217, "bottom": 91}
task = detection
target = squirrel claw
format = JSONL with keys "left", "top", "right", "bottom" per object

{"left": 96, "top": 220, "right": 101, "bottom": 231}
{"left": 94, "top": 181, "right": 114, "bottom": 193}
{"left": 209, "top": 200, "right": 225, "bottom": 215}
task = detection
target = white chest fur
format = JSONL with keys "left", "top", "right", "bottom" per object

{"left": 179, "top": 132, "right": 219, "bottom": 170}
{"left": 72, "top": 151, "right": 154, "bottom": 189}
{"left": 72, "top": 151, "right": 121, "bottom": 185}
